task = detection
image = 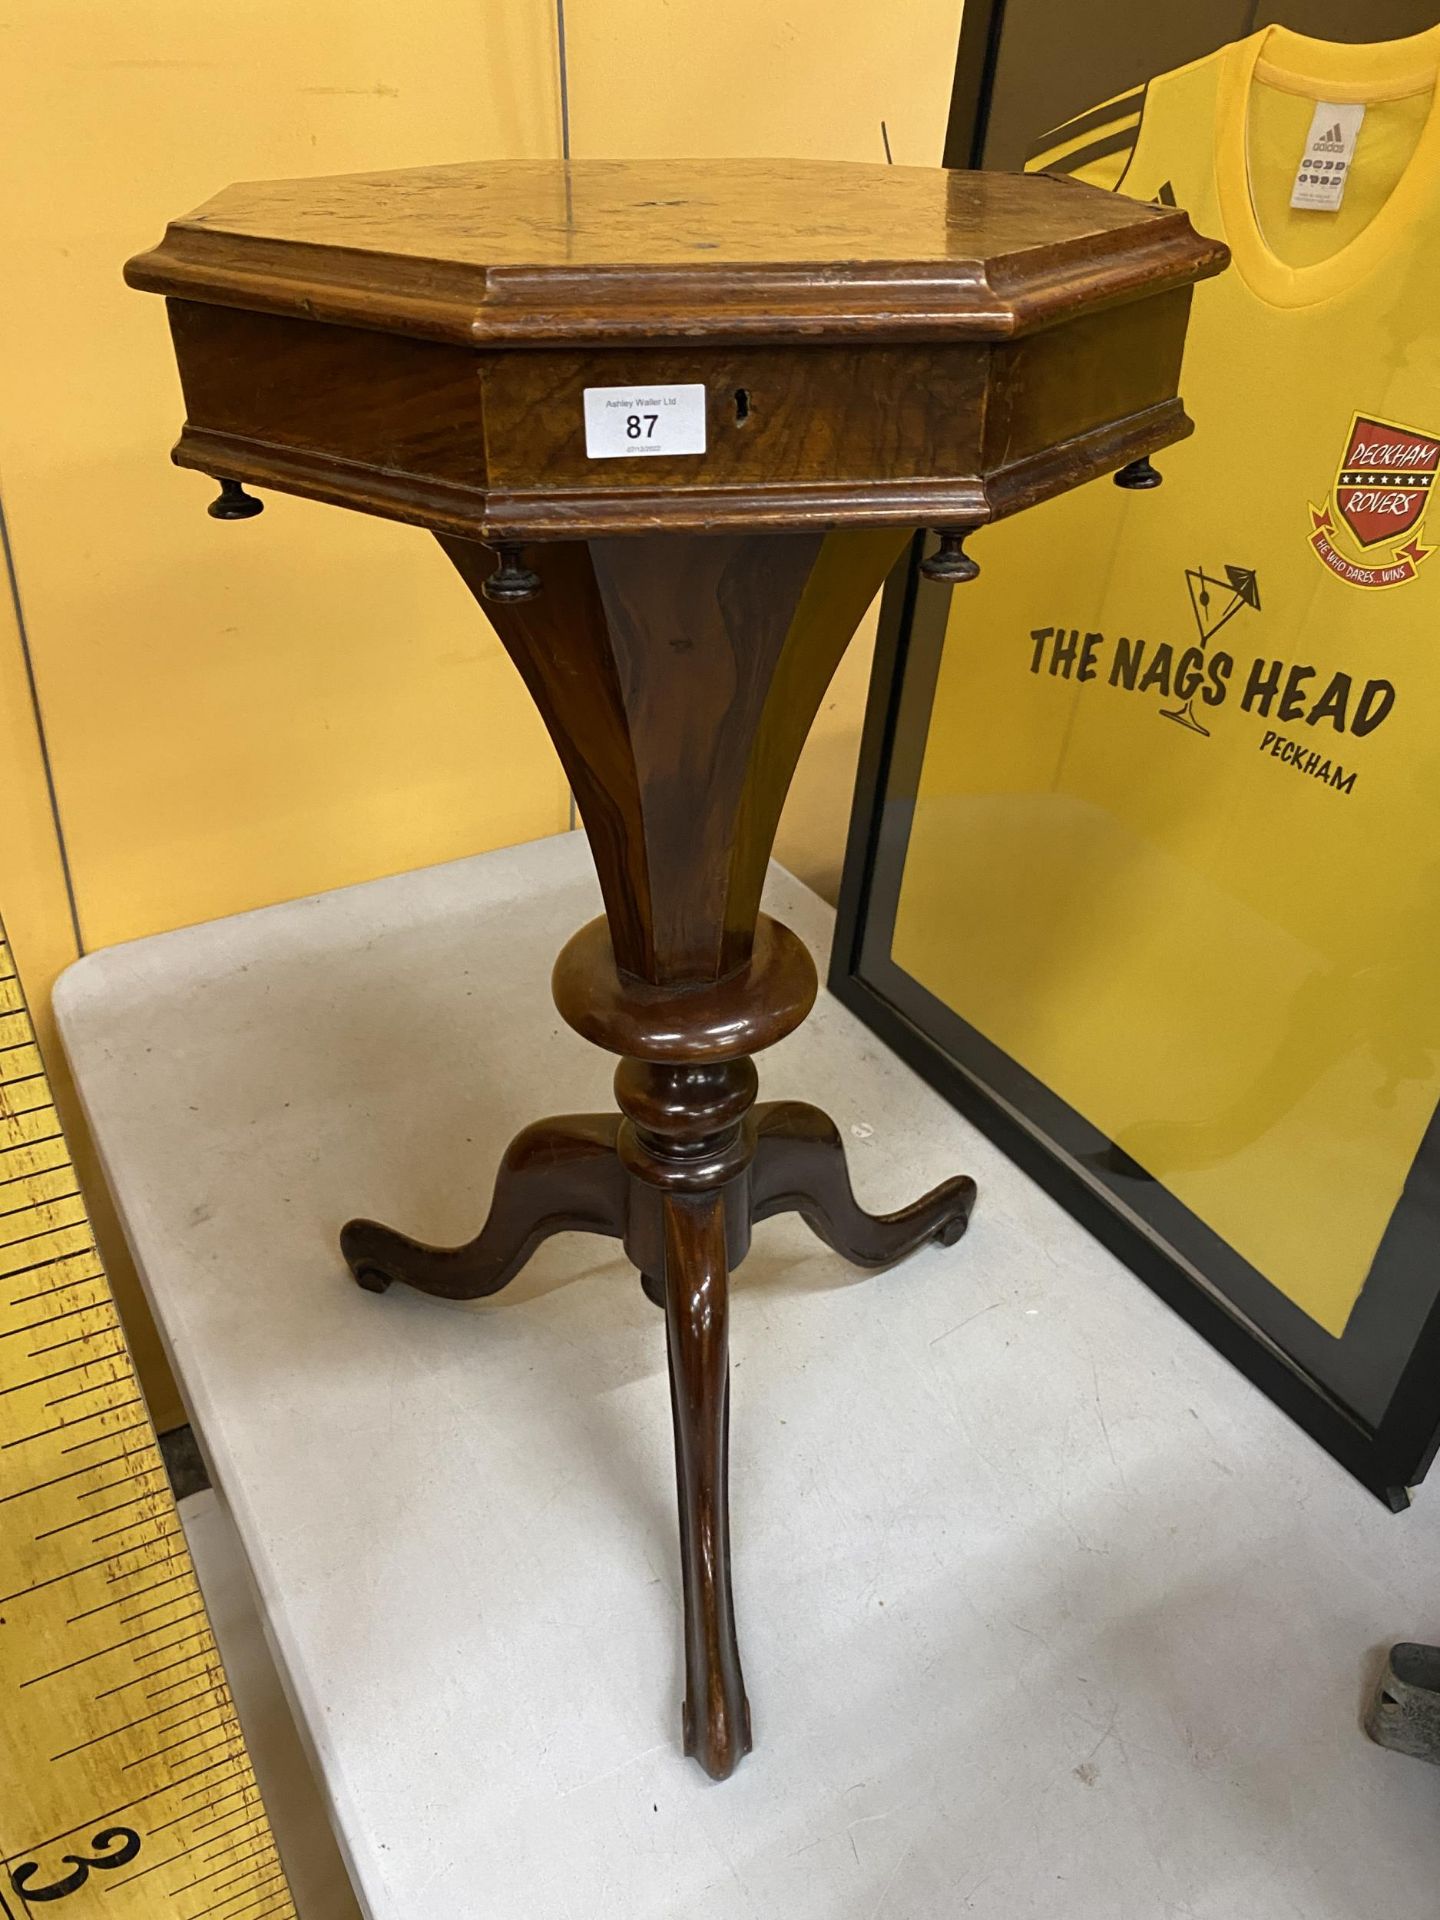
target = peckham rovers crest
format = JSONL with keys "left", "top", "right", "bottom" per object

{"left": 1308, "top": 413, "right": 1437, "bottom": 589}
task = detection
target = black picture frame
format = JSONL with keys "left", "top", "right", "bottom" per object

{"left": 828, "top": 4, "right": 1440, "bottom": 1510}
{"left": 832, "top": 539, "right": 1440, "bottom": 1510}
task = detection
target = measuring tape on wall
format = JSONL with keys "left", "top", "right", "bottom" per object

{"left": 0, "top": 917, "right": 297, "bottom": 1920}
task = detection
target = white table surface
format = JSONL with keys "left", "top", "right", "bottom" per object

{"left": 55, "top": 831, "right": 1440, "bottom": 1920}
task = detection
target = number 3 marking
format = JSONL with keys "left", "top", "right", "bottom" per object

{"left": 10, "top": 1828, "right": 142, "bottom": 1903}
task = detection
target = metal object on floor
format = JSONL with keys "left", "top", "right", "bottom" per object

{"left": 1366, "top": 1643, "right": 1440, "bottom": 1765}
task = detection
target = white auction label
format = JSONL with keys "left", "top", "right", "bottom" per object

{"left": 583, "top": 383, "right": 707, "bottom": 459}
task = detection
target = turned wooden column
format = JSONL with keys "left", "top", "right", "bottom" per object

{"left": 127, "top": 157, "right": 1226, "bottom": 1778}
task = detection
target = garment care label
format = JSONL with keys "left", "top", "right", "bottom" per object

{"left": 1290, "top": 101, "right": 1365, "bottom": 211}
{"left": 584, "top": 383, "right": 707, "bottom": 458}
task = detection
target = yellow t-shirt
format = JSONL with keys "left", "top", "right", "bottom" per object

{"left": 892, "top": 25, "right": 1440, "bottom": 1338}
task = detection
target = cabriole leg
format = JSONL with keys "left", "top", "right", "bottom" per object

{"left": 662, "top": 1189, "right": 751, "bottom": 1780}
{"left": 342, "top": 1113, "right": 624, "bottom": 1299}
{"left": 751, "top": 1099, "right": 976, "bottom": 1265}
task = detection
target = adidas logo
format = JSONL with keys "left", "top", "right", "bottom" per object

{"left": 1314, "top": 122, "right": 1347, "bottom": 150}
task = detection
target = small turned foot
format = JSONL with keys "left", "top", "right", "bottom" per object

{"left": 207, "top": 476, "right": 264, "bottom": 519}
{"left": 662, "top": 1192, "right": 751, "bottom": 1780}
{"left": 341, "top": 1113, "right": 624, "bottom": 1299}
{"left": 480, "top": 542, "right": 540, "bottom": 604}
{"left": 919, "top": 525, "right": 981, "bottom": 583}
{"left": 750, "top": 1100, "right": 976, "bottom": 1264}
{"left": 1114, "top": 454, "right": 1162, "bottom": 489}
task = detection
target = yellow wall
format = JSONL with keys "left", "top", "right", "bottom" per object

{"left": 0, "top": 0, "right": 571, "bottom": 1427}
{"left": 0, "top": 1, "right": 963, "bottom": 1424}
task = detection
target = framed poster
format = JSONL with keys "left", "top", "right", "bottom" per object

{"left": 831, "top": 5, "right": 1440, "bottom": 1508}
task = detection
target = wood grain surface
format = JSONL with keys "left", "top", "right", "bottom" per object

{"left": 126, "top": 157, "right": 1227, "bottom": 345}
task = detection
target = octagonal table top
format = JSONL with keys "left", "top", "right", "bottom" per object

{"left": 125, "top": 157, "right": 1227, "bottom": 346}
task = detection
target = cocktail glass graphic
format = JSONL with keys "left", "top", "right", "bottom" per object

{"left": 1163, "top": 563, "right": 1260, "bottom": 735}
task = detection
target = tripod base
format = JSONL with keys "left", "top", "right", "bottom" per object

{"left": 342, "top": 1103, "right": 975, "bottom": 1304}
{"left": 342, "top": 1086, "right": 975, "bottom": 1781}
{"left": 341, "top": 531, "right": 980, "bottom": 1780}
